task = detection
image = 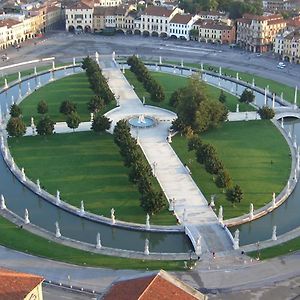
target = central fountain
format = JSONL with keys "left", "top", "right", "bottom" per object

{"left": 128, "top": 114, "right": 156, "bottom": 128}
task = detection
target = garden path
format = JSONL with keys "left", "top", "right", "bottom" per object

{"left": 25, "top": 58, "right": 234, "bottom": 253}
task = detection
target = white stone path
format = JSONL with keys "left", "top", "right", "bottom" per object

{"left": 27, "top": 58, "right": 233, "bottom": 253}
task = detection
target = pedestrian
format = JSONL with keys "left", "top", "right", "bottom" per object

{"left": 212, "top": 252, "right": 216, "bottom": 259}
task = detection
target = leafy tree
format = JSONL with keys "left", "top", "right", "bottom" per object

{"left": 10, "top": 104, "right": 22, "bottom": 118}
{"left": 174, "top": 75, "right": 227, "bottom": 133}
{"left": 219, "top": 90, "right": 226, "bottom": 103}
{"left": 36, "top": 115, "right": 55, "bottom": 135}
{"left": 87, "top": 96, "right": 104, "bottom": 113}
{"left": 66, "top": 112, "right": 81, "bottom": 131}
{"left": 216, "top": 169, "right": 232, "bottom": 189}
{"left": 140, "top": 190, "right": 167, "bottom": 215}
{"left": 227, "top": 184, "right": 243, "bottom": 203}
{"left": 258, "top": 106, "right": 275, "bottom": 119}
{"left": 59, "top": 100, "right": 77, "bottom": 115}
{"left": 196, "top": 143, "right": 217, "bottom": 164}
{"left": 205, "top": 156, "right": 224, "bottom": 174}
{"left": 240, "top": 89, "right": 255, "bottom": 104}
{"left": 188, "top": 135, "right": 203, "bottom": 151}
{"left": 37, "top": 100, "right": 48, "bottom": 115}
{"left": 91, "top": 114, "right": 111, "bottom": 133}
{"left": 6, "top": 117, "right": 26, "bottom": 137}
{"left": 169, "top": 90, "right": 183, "bottom": 107}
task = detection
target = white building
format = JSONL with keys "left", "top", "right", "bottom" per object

{"left": 140, "top": 6, "right": 181, "bottom": 37}
{"left": 65, "top": 1, "right": 94, "bottom": 32}
{"left": 169, "top": 13, "right": 199, "bottom": 40}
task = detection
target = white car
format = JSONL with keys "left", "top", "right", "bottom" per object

{"left": 278, "top": 62, "right": 286, "bottom": 67}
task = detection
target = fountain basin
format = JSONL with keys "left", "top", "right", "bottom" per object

{"left": 128, "top": 115, "right": 156, "bottom": 128}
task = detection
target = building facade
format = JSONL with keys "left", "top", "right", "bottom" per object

{"left": 169, "top": 13, "right": 199, "bottom": 40}
{"left": 65, "top": 1, "right": 94, "bottom": 32}
{"left": 192, "top": 20, "right": 236, "bottom": 44}
{"left": 237, "top": 13, "right": 286, "bottom": 52}
{"left": 140, "top": 6, "right": 181, "bottom": 37}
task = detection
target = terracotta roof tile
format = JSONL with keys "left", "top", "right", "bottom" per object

{"left": 0, "top": 268, "right": 44, "bottom": 300}
{"left": 103, "top": 270, "right": 207, "bottom": 300}
{"left": 170, "top": 14, "right": 193, "bottom": 24}
{"left": 143, "top": 6, "right": 175, "bottom": 17}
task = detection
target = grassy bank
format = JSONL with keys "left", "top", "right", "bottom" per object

{"left": 247, "top": 237, "right": 300, "bottom": 260}
{"left": 172, "top": 120, "right": 291, "bottom": 219}
{"left": 0, "top": 215, "right": 184, "bottom": 270}
{"left": 124, "top": 70, "right": 253, "bottom": 112}
{"left": 19, "top": 72, "right": 115, "bottom": 125}
{"left": 8, "top": 131, "right": 175, "bottom": 225}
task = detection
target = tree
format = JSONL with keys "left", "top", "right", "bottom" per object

{"left": 66, "top": 111, "right": 81, "bottom": 132}
{"left": 10, "top": 104, "right": 22, "bottom": 118}
{"left": 6, "top": 117, "right": 26, "bottom": 137}
{"left": 140, "top": 190, "right": 167, "bottom": 215}
{"left": 91, "top": 114, "right": 111, "bottom": 133}
{"left": 240, "top": 89, "right": 255, "bottom": 104}
{"left": 36, "top": 115, "right": 55, "bottom": 135}
{"left": 227, "top": 184, "right": 243, "bottom": 203}
{"left": 219, "top": 90, "right": 226, "bottom": 103}
{"left": 59, "top": 100, "right": 77, "bottom": 115}
{"left": 258, "top": 106, "right": 275, "bottom": 119}
{"left": 204, "top": 156, "right": 224, "bottom": 174}
{"left": 189, "top": 29, "right": 199, "bottom": 40}
{"left": 169, "top": 90, "right": 183, "bottom": 108}
{"left": 188, "top": 135, "right": 203, "bottom": 151}
{"left": 87, "top": 95, "right": 104, "bottom": 113}
{"left": 216, "top": 169, "right": 232, "bottom": 189}
{"left": 37, "top": 100, "right": 48, "bottom": 115}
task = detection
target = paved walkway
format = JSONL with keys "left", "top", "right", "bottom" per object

{"left": 1, "top": 244, "right": 300, "bottom": 295}
{"left": 26, "top": 57, "right": 232, "bottom": 253}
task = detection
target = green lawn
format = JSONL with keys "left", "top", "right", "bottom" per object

{"left": 8, "top": 132, "right": 175, "bottom": 225}
{"left": 247, "top": 237, "right": 300, "bottom": 260}
{"left": 0, "top": 63, "right": 69, "bottom": 87}
{"left": 124, "top": 70, "right": 253, "bottom": 112}
{"left": 165, "top": 60, "right": 299, "bottom": 105}
{"left": 172, "top": 120, "right": 291, "bottom": 219}
{"left": 19, "top": 72, "right": 115, "bottom": 125}
{"left": 0, "top": 215, "right": 184, "bottom": 270}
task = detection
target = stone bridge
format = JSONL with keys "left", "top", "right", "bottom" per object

{"left": 274, "top": 106, "right": 300, "bottom": 120}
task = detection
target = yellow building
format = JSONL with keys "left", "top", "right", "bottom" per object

{"left": 0, "top": 267, "right": 44, "bottom": 300}
{"left": 237, "top": 13, "right": 286, "bottom": 53}
{"left": 283, "top": 30, "right": 300, "bottom": 63}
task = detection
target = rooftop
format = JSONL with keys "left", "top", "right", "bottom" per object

{"left": 103, "top": 270, "right": 207, "bottom": 300}
{"left": 143, "top": 6, "right": 175, "bottom": 17}
{"left": 0, "top": 268, "right": 44, "bottom": 300}
{"left": 170, "top": 13, "right": 193, "bottom": 24}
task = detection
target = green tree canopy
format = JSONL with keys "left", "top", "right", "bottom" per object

{"left": 10, "top": 104, "right": 22, "bottom": 118}
{"left": 36, "top": 115, "right": 55, "bottom": 135}
{"left": 87, "top": 95, "right": 104, "bottom": 113}
{"left": 240, "top": 89, "right": 255, "bottom": 104}
{"left": 59, "top": 100, "right": 77, "bottom": 115}
{"left": 37, "top": 100, "right": 48, "bottom": 115}
{"left": 6, "top": 117, "right": 26, "bottom": 137}
{"left": 66, "top": 111, "right": 81, "bottom": 131}
{"left": 91, "top": 114, "right": 111, "bottom": 133}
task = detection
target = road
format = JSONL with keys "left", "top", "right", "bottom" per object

{"left": 0, "top": 30, "right": 299, "bottom": 90}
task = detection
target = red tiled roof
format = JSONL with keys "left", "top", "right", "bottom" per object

{"left": 0, "top": 268, "right": 44, "bottom": 300}
{"left": 0, "top": 18, "right": 22, "bottom": 28}
{"left": 103, "top": 270, "right": 206, "bottom": 300}
{"left": 170, "top": 14, "right": 193, "bottom": 24}
{"left": 143, "top": 6, "right": 174, "bottom": 17}
{"left": 66, "top": 1, "right": 92, "bottom": 9}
